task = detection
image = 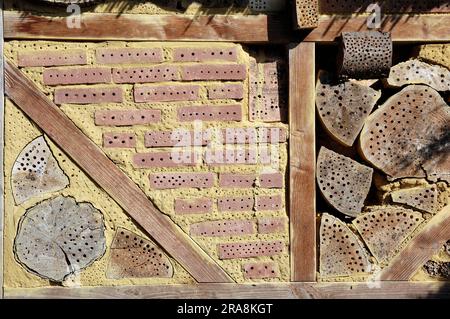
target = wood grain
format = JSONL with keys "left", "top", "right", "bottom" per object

{"left": 4, "top": 59, "right": 232, "bottom": 283}
{"left": 289, "top": 43, "right": 316, "bottom": 281}
{"left": 3, "top": 11, "right": 291, "bottom": 43}
{"left": 380, "top": 205, "right": 450, "bottom": 281}
{"left": 0, "top": 5, "right": 4, "bottom": 300}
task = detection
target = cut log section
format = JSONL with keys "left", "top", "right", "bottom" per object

{"left": 387, "top": 59, "right": 450, "bottom": 91}
{"left": 353, "top": 206, "right": 424, "bottom": 264}
{"left": 12, "top": 136, "right": 69, "bottom": 205}
{"left": 33, "top": 0, "right": 102, "bottom": 4}
{"left": 391, "top": 186, "right": 438, "bottom": 213}
{"left": 107, "top": 228, "right": 173, "bottom": 279}
{"left": 14, "top": 196, "right": 106, "bottom": 282}
{"left": 337, "top": 31, "right": 392, "bottom": 79}
{"left": 319, "top": 213, "right": 372, "bottom": 277}
{"left": 316, "top": 71, "right": 381, "bottom": 146}
{"left": 360, "top": 85, "right": 450, "bottom": 182}
{"left": 317, "top": 147, "right": 373, "bottom": 217}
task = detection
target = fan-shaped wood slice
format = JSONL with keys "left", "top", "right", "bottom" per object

{"left": 391, "top": 186, "right": 438, "bottom": 213}
{"left": 316, "top": 71, "right": 381, "bottom": 146}
{"left": 14, "top": 196, "right": 106, "bottom": 282}
{"left": 107, "top": 228, "right": 174, "bottom": 279}
{"left": 353, "top": 206, "right": 424, "bottom": 263}
{"left": 387, "top": 59, "right": 450, "bottom": 91}
{"left": 317, "top": 147, "right": 373, "bottom": 217}
{"left": 360, "top": 85, "right": 450, "bottom": 182}
{"left": 12, "top": 136, "right": 69, "bottom": 205}
{"left": 319, "top": 213, "right": 372, "bottom": 277}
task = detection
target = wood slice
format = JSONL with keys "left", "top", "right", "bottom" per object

{"left": 32, "top": 0, "right": 102, "bottom": 4}
{"left": 391, "top": 185, "right": 438, "bottom": 213}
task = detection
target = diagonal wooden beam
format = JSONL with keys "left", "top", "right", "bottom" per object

{"left": 380, "top": 205, "right": 450, "bottom": 281}
{"left": 4, "top": 59, "right": 233, "bottom": 283}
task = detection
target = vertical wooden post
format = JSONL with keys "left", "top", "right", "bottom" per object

{"left": 289, "top": 42, "right": 316, "bottom": 282}
{"left": 0, "top": 0, "right": 4, "bottom": 299}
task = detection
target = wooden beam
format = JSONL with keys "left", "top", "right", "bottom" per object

{"left": 4, "top": 282, "right": 450, "bottom": 299}
{"left": 3, "top": 11, "right": 291, "bottom": 43}
{"left": 303, "top": 15, "right": 450, "bottom": 42}
{"left": 3, "top": 59, "right": 232, "bottom": 283}
{"left": 289, "top": 42, "right": 316, "bottom": 281}
{"left": 0, "top": 0, "right": 4, "bottom": 300}
{"left": 380, "top": 205, "right": 450, "bottom": 281}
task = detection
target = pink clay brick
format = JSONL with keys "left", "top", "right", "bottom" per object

{"left": 204, "top": 148, "right": 257, "bottom": 165}
{"left": 54, "top": 87, "right": 123, "bottom": 104}
{"left": 190, "top": 220, "right": 255, "bottom": 237}
{"left": 208, "top": 83, "right": 244, "bottom": 100}
{"left": 95, "top": 109, "right": 161, "bottom": 126}
{"left": 258, "top": 127, "right": 287, "bottom": 143}
{"left": 149, "top": 172, "right": 215, "bottom": 189}
{"left": 181, "top": 64, "right": 247, "bottom": 81}
{"left": 259, "top": 173, "right": 283, "bottom": 188}
{"left": 18, "top": 50, "right": 87, "bottom": 67}
{"left": 256, "top": 195, "right": 283, "bottom": 211}
{"left": 178, "top": 105, "right": 242, "bottom": 122}
{"left": 96, "top": 47, "right": 163, "bottom": 64}
{"left": 221, "top": 128, "right": 257, "bottom": 144}
{"left": 134, "top": 84, "right": 200, "bottom": 103}
{"left": 218, "top": 196, "right": 254, "bottom": 212}
{"left": 258, "top": 146, "right": 273, "bottom": 165}
{"left": 112, "top": 65, "right": 179, "bottom": 83}
{"left": 174, "top": 198, "right": 213, "bottom": 215}
{"left": 219, "top": 173, "right": 256, "bottom": 188}
{"left": 43, "top": 67, "right": 111, "bottom": 86}
{"left": 257, "top": 217, "right": 286, "bottom": 234}
{"left": 145, "top": 130, "right": 210, "bottom": 147}
{"left": 218, "top": 241, "right": 285, "bottom": 259}
{"left": 133, "top": 151, "right": 198, "bottom": 168}
{"left": 243, "top": 262, "right": 280, "bottom": 279}
{"left": 103, "top": 133, "right": 136, "bottom": 148}
{"left": 173, "top": 47, "right": 238, "bottom": 62}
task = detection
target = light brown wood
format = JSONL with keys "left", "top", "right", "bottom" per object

{"left": 289, "top": 42, "right": 316, "bottom": 282}
{"left": 3, "top": 11, "right": 291, "bottom": 43}
{"left": 380, "top": 205, "right": 450, "bottom": 281}
{"left": 4, "top": 59, "right": 232, "bottom": 283}
{"left": 0, "top": 4, "right": 4, "bottom": 300}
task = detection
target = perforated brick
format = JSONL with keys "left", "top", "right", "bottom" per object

{"left": 145, "top": 130, "right": 209, "bottom": 148}
{"left": 54, "top": 87, "right": 123, "bottom": 104}
{"left": 133, "top": 151, "right": 198, "bottom": 168}
{"left": 190, "top": 220, "right": 255, "bottom": 237}
{"left": 257, "top": 217, "right": 286, "bottom": 234}
{"left": 173, "top": 47, "right": 238, "bottom": 62}
{"left": 181, "top": 64, "right": 247, "bottom": 81}
{"left": 95, "top": 109, "right": 161, "bottom": 126}
{"left": 219, "top": 173, "right": 257, "bottom": 188}
{"left": 96, "top": 47, "right": 164, "bottom": 64}
{"left": 221, "top": 128, "right": 257, "bottom": 144}
{"left": 103, "top": 133, "right": 136, "bottom": 148}
{"left": 134, "top": 84, "right": 200, "bottom": 103}
{"left": 257, "top": 127, "right": 287, "bottom": 143}
{"left": 295, "top": 0, "right": 319, "bottom": 29}
{"left": 18, "top": 50, "right": 87, "bottom": 67}
{"left": 259, "top": 173, "right": 283, "bottom": 188}
{"left": 177, "top": 105, "right": 242, "bottom": 122}
{"left": 43, "top": 67, "right": 111, "bottom": 86}
{"left": 218, "top": 241, "right": 284, "bottom": 259}
{"left": 174, "top": 198, "right": 213, "bottom": 215}
{"left": 205, "top": 148, "right": 258, "bottom": 165}
{"left": 243, "top": 262, "right": 280, "bottom": 279}
{"left": 149, "top": 172, "right": 215, "bottom": 189}
{"left": 112, "top": 65, "right": 179, "bottom": 83}
{"left": 256, "top": 195, "right": 282, "bottom": 211}
{"left": 208, "top": 83, "right": 244, "bottom": 100}
{"left": 218, "top": 196, "right": 254, "bottom": 212}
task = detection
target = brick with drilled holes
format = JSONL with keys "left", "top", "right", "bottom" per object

{"left": 96, "top": 47, "right": 163, "bottom": 64}
{"left": 243, "top": 262, "right": 280, "bottom": 279}
{"left": 181, "top": 64, "right": 247, "bottom": 81}
{"left": 217, "top": 196, "right": 254, "bottom": 212}
{"left": 95, "top": 109, "right": 161, "bottom": 126}
{"left": 149, "top": 172, "right": 215, "bottom": 189}
{"left": 259, "top": 173, "right": 283, "bottom": 188}
{"left": 258, "top": 146, "right": 274, "bottom": 165}
{"left": 256, "top": 195, "right": 283, "bottom": 211}
{"left": 145, "top": 130, "right": 210, "bottom": 147}
{"left": 134, "top": 84, "right": 200, "bottom": 103}
{"left": 18, "top": 50, "right": 87, "bottom": 67}
{"left": 208, "top": 83, "right": 244, "bottom": 100}
{"left": 218, "top": 241, "right": 285, "bottom": 259}
{"left": 178, "top": 105, "right": 242, "bottom": 122}
{"left": 112, "top": 65, "right": 179, "bottom": 83}
{"left": 205, "top": 148, "right": 258, "bottom": 165}
{"left": 221, "top": 128, "right": 257, "bottom": 144}
{"left": 257, "top": 127, "right": 287, "bottom": 143}
{"left": 43, "top": 67, "right": 111, "bottom": 86}
{"left": 103, "top": 133, "right": 136, "bottom": 148}
{"left": 190, "top": 220, "right": 255, "bottom": 237}
{"left": 257, "top": 217, "right": 286, "bottom": 234}
{"left": 133, "top": 151, "right": 198, "bottom": 168}
{"left": 173, "top": 47, "right": 237, "bottom": 62}
{"left": 54, "top": 87, "right": 123, "bottom": 104}
{"left": 219, "top": 173, "right": 256, "bottom": 188}
{"left": 174, "top": 198, "right": 213, "bottom": 215}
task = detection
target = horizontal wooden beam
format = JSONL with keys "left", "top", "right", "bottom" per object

{"left": 3, "top": 11, "right": 292, "bottom": 43}
{"left": 4, "top": 282, "right": 450, "bottom": 299}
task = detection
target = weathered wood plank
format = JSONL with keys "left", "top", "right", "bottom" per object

{"left": 3, "top": 59, "right": 232, "bottom": 283}
{"left": 289, "top": 42, "right": 316, "bottom": 281}
{"left": 3, "top": 11, "right": 291, "bottom": 43}
{"left": 0, "top": 1, "right": 4, "bottom": 299}
{"left": 380, "top": 205, "right": 450, "bottom": 280}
